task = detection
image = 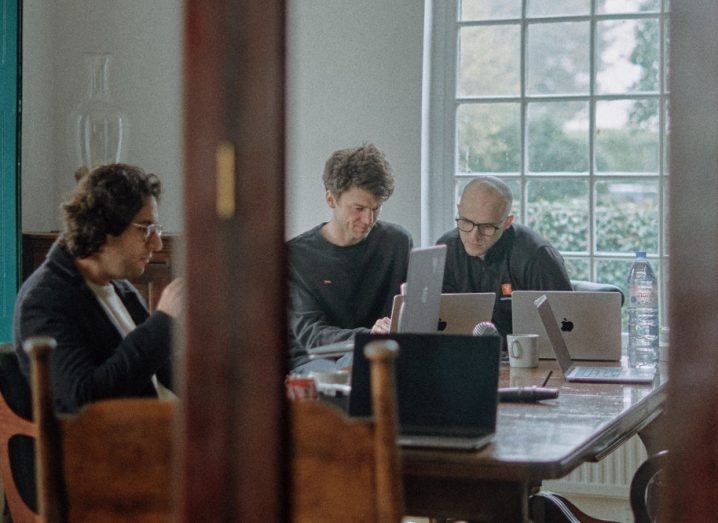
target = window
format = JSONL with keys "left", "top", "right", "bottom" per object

{"left": 425, "top": 0, "right": 670, "bottom": 327}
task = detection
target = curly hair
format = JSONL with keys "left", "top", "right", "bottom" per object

{"left": 322, "top": 143, "right": 395, "bottom": 202}
{"left": 61, "top": 163, "right": 162, "bottom": 258}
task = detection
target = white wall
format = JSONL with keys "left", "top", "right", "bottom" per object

{"left": 286, "top": 0, "right": 425, "bottom": 243}
{"left": 21, "top": 0, "right": 183, "bottom": 233}
{"left": 22, "top": 1, "right": 425, "bottom": 241}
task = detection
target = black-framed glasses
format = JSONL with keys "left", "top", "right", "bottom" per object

{"left": 455, "top": 217, "right": 503, "bottom": 237}
{"left": 131, "top": 223, "right": 164, "bottom": 241}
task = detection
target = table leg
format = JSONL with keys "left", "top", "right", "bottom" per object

{"left": 637, "top": 411, "right": 666, "bottom": 456}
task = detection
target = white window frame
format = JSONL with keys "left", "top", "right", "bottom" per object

{"left": 423, "top": 0, "right": 670, "bottom": 323}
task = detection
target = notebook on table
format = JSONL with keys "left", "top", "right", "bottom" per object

{"left": 535, "top": 294, "right": 655, "bottom": 384}
{"left": 512, "top": 290, "right": 622, "bottom": 361}
{"left": 389, "top": 292, "right": 496, "bottom": 335}
{"left": 349, "top": 332, "right": 500, "bottom": 450}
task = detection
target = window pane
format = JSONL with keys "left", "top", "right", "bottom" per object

{"left": 595, "top": 180, "right": 659, "bottom": 254}
{"left": 457, "top": 103, "right": 520, "bottom": 173}
{"left": 597, "top": 0, "right": 660, "bottom": 14}
{"left": 527, "top": 0, "right": 589, "bottom": 17}
{"left": 460, "top": 0, "right": 520, "bottom": 20}
{"left": 597, "top": 19, "right": 659, "bottom": 94}
{"left": 454, "top": 177, "right": 522, "bottom": 222}
{"left": 563, "top": 257, "right": 590, "bottom": 281}
{"left": 504, "top": 178, "right": 522, "bottom": 222}
{"left": 595, "top": 99, "right": 659, "bottom": 172}
{"left": 527, "top": 22, "right": 590, "bottom": 95}
{"left": 595, "top": 258, "right": 633, "bottom": 330}
{"left": 526, "top": 179, "right": 588, "bottom": 252}
{"left": 528, "top": 102, "right": 589, "bottom": 172}
{"left": 459, "top": 25, "right": 520, "bottom": 96}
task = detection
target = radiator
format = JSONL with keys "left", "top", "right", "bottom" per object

{"left": 543, "top": 435, "right": 647, "bottom": 498}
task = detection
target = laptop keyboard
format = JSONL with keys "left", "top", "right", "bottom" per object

{"left": 573, "top": 366, "right": 622, "bottom": 378}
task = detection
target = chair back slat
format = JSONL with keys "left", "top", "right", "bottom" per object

{"left": 25, "top": 337, "right": 175, "bottom": 522}
{"left": 290, "top": 339, "right": 402, "bottom": 522}
{"left": 0, "top": 343, "right": 39, "bottom": 522}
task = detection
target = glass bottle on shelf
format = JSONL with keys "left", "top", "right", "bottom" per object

{"left": 71, "top": 53, "right": 128, "bottom": 176}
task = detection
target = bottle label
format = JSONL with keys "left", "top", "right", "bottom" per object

{"left": 630, "top": 283, "right": 656, "bottom": 306}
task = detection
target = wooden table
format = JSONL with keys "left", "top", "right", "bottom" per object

{"left": 401, "top": 360, "right": 668, "bottom": 522}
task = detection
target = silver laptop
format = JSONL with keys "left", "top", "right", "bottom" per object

{"left": 395, "top": 245, "right": 447, "bottom": 334}
{"left": 389, "top": 293, "right": 495, "bottom": 334}
{"left": 535, "top": 295, "right": 655, "bottom": 384}
{"left": 512, "top": 290, "right": 621, "bottom": 361}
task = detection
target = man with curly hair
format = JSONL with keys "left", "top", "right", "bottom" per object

{"left": 13, "top": 163, "right": 183, "bottom": 413}
{"left": 288, "top": 144, "right": 413, "bottom": 370}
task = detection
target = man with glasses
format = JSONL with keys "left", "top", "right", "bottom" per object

{"left": 14, "top": 163, "right": 183, "bottom": 413}
{"left": 437, "top": 176, "right": 571, "bottom": 336}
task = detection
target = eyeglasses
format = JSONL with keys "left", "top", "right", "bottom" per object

{"left": 131, "top": 223, "right": 164, "bottom": 241}
{"left": 455, "top": 217, "right": 504, "bottom": 237}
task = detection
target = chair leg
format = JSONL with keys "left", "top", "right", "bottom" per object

{"left": 529, "top": 491, "right": 618, "bottom": 523}
{"left": 630, "top": 450, "right": 669, "bottom": 523}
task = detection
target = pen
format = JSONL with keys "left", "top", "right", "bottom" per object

{"left": 541, "top": 370, "right": 553, "bottom": 387}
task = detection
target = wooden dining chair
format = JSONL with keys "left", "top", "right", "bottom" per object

{"left": 24, "top": 337, "right": 176, "bottom": 522}
{"left": 289, "top": 339, "right": 403, "bottom": 522}
{"left": 0, "top": 343, "right": 39, "bottom": 523}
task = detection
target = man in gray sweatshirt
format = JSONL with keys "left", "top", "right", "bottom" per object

{"left": 287, "top": 144, "right": 413, "bottom": 369}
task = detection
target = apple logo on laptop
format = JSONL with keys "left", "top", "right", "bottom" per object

{"left": 561, "top": 318, "right": 574, "bottom": 332}
{"left": 437, "top": 318, "right": 447, "bottom": 331}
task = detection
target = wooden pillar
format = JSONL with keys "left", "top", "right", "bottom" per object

{"left": 181, "top": 1, "right": 286, "bottom": 520}
{"left": 665, "top": 1, "right": 718, "bottom": 519}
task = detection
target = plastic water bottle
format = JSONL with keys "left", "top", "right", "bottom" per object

{"left": 627, "top": 252, "right": 659, "bottom": 368}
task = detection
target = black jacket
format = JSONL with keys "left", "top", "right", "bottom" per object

{"left": 13, "top": 241, "right": 173, "bottom": 413}
{"left": 437, "top": 224, "right": 572, "bottom": 336}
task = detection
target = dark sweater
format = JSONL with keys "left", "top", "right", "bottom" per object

{"left": 287, "top": 221, "right": 413, "bottom": 368}
{"left": 436, "top": 224, "right": 571, "bottom": 335}
{"left": 13, "top": 242, "right": 173, "bottom": 414}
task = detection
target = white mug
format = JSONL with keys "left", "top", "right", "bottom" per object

{"left": 507, "top": 334, "right": 539, "bottom": 368}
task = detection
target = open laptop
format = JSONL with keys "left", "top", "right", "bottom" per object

{"left": 389, "top": 293, "right": 495, "bottom": 334}
{"left": 395, "top": 245, "right": 447, "bottom": 334}
{"left": 512, "top": 290, "right": 622, "bottom": 361}
{"left": 305, "top": 245, "right": 446, "bottom": 360}
{"left": 349, "top": 332, "right": 500, "bottom": 450}
{"left": 535, "top": 294, "right": 655, "bottom": 384}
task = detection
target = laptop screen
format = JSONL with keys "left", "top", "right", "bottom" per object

{"left": 398, "top": 245, "right": 446, "bottom": 334}
{"left": 349, "top": 333, "right": 500, "bottom": 438}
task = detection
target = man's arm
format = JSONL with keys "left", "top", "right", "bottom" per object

{"left": 436, "top": 237, "right": 460, "bottom": 293}
{"left": 17, "top": 287, "right": 173, "bottom": 413}
{"left": 525, "top": 246, "right": 573, "bottom": 290}
{"left": 288, "top": 280, "right": 369, "bottom": 353}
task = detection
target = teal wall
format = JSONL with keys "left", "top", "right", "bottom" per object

{"left": 0, "top": 0, "right": 20, "bottom": 341}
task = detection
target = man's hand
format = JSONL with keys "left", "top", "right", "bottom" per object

{"left": 370, "top": 317, "right": 392, "bottom": 334}
{"left": 156, "top": 278, "right": 184, "bottom": 319}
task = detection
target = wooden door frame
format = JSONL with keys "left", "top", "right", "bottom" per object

{"left": 181, "top": 1, "right": 287, "bottom": 519}
{"left": 664, "top": 1, "right": 718, "bottom": 519}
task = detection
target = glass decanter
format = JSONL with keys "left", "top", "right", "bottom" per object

{"left": 71, "top": 53, "right": 128, "bottom": 172}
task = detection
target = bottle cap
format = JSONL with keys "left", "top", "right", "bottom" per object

{"left": 635, "top": 251, "right": 647, "bottom": 257}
